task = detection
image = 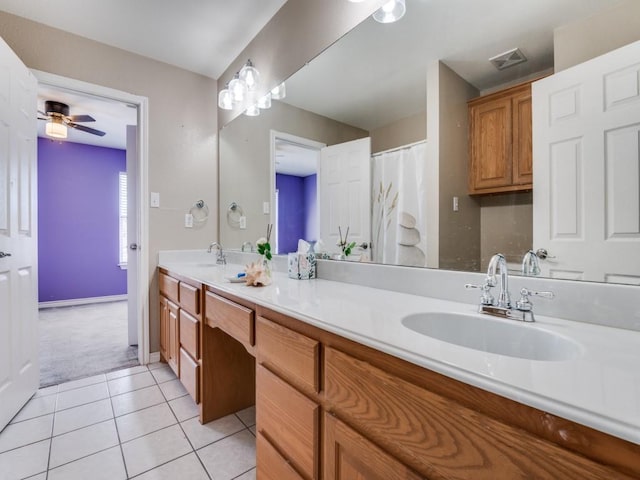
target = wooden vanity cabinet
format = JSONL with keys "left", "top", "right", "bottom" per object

{"left": 468, "top": 80, "right": 533, "bottom": 194}
{"left": 158, "top": 269, "right": 203, "bottom": 402}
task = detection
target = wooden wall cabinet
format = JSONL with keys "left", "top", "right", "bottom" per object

{"left": 468, "top": 81, "right": 533, "bottom": 194}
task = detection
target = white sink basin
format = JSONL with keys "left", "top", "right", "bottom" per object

{"left": 401, "top": 312, "right": 582, "bottom": 361}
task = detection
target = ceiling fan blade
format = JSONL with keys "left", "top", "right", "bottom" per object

{"left": 67, "top": 114, "right": 95, "bottom": 123}
{"left": 38, "top": 117, "right": 49, "bottom": 121}
{"left": 69, "top": 122, "right": 106, "bottom": 137}
{"left": 38, "top": 110, "right": 48, "bottom": 117}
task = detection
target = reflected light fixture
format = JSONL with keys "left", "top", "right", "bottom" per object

{"left": 45, "top": 117, "right": 67, "bottom": 139}
{"left": 239, "top": 60, "right": 260, "bottom": 91}
{"left": 373, "top": 0, "right": 406, "bottom": 23}
{"left": 347, "top": 0, "right": 366, "bottom": 2}
{"left": 257, "top": 92, "right": 272, "bottom": 109}
{"left": 245, "top": 104, "right": 260, "bottom": 117}
{"left": 271, "top": 82, "right": 286, "bottom": 100}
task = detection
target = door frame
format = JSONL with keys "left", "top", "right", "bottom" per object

{"left": 32, "top": 69, "right": 150, "bottom": 365}
{"left": 269, "top": 130, "right": 325, "bottom": 252}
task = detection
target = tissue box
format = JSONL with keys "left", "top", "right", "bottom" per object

{"left": 288, "top": 252, "right": 317, "bottom": 280}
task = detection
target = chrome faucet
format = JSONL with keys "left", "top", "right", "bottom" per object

{"left": 466, "top": 253, "right": 553, "bottom": 322}
{"left": 241, "top": 241, "right": 253, "bottom": 253}
{"left": 521, "top": 250, "right": 541, "bottom": 276}
{"left": 207, "top": 242, "right": 226, "bottom": 265}
{"left": 486, "top": 253, "right": 510, "bottom": 308}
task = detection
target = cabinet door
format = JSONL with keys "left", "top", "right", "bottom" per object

{"left": 167, "top": 300, "right": 180, "bottom": 375}
{"left": 324, "top": 413, "right": 423, "bottom": 480}
{"left": 469, "top": 96, "right": 512, "bottom": 192}
{"left": 159, "top": 295, "right": 168, "bottom": 363}
{"left": 512, "top": 90, "right": 533, "bottom": 186}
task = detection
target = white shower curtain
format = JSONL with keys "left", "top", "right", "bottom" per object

{"left": 371, "top": 141, "right": 428, "bottom": 267}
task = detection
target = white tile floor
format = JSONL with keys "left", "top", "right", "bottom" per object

{"left": 0, "top": 363, "right": 256, "bottom": 480}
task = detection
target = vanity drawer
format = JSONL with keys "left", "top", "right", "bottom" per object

{"left": 159, "top": 272, "right": 179, "bottom": 304}
{"left": 257, "top": 432, "right": 305, "bottom": 480}
{"left": 205, "top": 291, "right": 254, "bottom": 347}
{"left": 179, "top": 309, "right": 199, "bottom": 360}
{"left": 179, "top": 347, "right": 200, "bottom": 403}
{"left": 179, "top": 281, "right": 201, "bottom": 317}
{"left": 256, "top": 316, "right": 320, "bottom": 394}
{"left": 257, "top": 365, "right": 319, "bottom": 480}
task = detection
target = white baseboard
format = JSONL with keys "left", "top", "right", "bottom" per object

{"left": 148, "top": 352, "right": 161, "bottom": 364}
{"left": 39, "top": 294, "right": 128, "bottom": 309}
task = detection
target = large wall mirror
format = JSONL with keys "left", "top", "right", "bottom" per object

{"left": 219, "top": 0, "right": 640, "bottom": 285}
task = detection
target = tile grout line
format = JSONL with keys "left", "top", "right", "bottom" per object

{"left": 107, "top": 372, "right": 132, "bottom": 480}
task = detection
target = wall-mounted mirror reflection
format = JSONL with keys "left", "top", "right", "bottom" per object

{"left": 219, "top": 0, "right": 640, "bottom": 285}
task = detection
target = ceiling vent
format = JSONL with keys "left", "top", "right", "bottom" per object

{"left": 489, "top": 48, "right": 527, "bottom": 70}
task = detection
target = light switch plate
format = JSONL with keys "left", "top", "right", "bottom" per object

{"left": 150, "top": 192, "right": 160, "bottom": 208}
{"left": 239, "top": 216, "right": 247, "bottom": 229}
{"left": 263, "top": 201, "right": 270, "bottom": 214}
{"left": 185, "top": 213, "right": 193, "bottom": 228}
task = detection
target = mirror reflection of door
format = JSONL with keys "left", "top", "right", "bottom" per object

{"left": 273, "top": 135, "right": 323, "bottom": 254}
{"left": 319, "top": 137, "right": 371, "bottom": 258}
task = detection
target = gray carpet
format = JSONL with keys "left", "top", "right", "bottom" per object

{"left": 39, "top": 300, "right": 139, "bottom": 387}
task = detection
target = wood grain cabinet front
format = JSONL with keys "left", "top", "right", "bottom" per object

{"left": 256, "top": 365, "right": 319, "bottom": 480}
{"left": 205, "top": 291, "right": 254, "bottom": 349}
{"left": 179, "top": 309, "right": 199, "bottom": 360}
{"left": 256, "top": 316, "right": 320, "bottom": 395}
{"left": 179, "top": 347, "right": 199, "bottom": 403}
{"left": 166, "top": 300, "right": 180, "bottom": 376}
{"left": 468, "top": 81, "right": 533, "bottom": 195}
{"left": 324, "top": 413, "right": 423, "bottom": 480}
{"left": 159, "top": 272, "right": 179, "bottom": 304}
{"left": 179, "top": 281, "right": 200, "bottom": 317}
{"left": 257, "top": 432, "right": 305, "bottom": 480}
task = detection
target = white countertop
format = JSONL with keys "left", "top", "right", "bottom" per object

{"left": 159, "top": 259, "right": 640, "bottom": 445}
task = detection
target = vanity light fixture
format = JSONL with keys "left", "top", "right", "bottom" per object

{"left": 45, "top": 116, "right": 68, "bottom": 139}
{"left": 373, "top": 0, "right": 406, "bottom": 23}
{"left": 218, "top": 85, "right": 234, "bottom": 110}
{"left": 239, "top": 60, "right": 260, "bottom": 91}
{"left": 229, "top": 73, "right": 248, "bottom": 104}
{"left": 271, "top": 82, "right": 286, "bottom": 100}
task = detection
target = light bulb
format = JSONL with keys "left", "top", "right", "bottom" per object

{"left": 239, "top": 60, "right": 260, "bottom": 91}
{"left": 271, "top": 82, "right": 286, "bottom": 100}
{"left": 45, "top": 118, "right": 67, "bottom": 139}
{"left": 373, "top": 0, "right": 406, "bottom": 23}
{"left": 229, "top": 74, "right": 247, "bottom": 104}
{"left": 217, "top": 88, "right": 233, "bottom": 110}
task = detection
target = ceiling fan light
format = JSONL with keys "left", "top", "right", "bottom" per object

{"left": 239, "top": 60, "right": 260, "bottom": 91}
{"left": 257, "top": 92, "right": 272, "bottom": 109}
{"left": 245, "top": 104, "right": 260, "bottom": 117}
{"left": 45, "top": 118, "right": 67, "bottom": 139}
{"left": 373, "top": 0, "right": 406, "bottom": 23}
{"left": 229, "top": 75, "right": 247, "bottom": 104}
{"left": 218, "top": 88, "right": 233, "bottom": 110}
{"left": 271, "top": 82, "right": 286, "bottom": 100}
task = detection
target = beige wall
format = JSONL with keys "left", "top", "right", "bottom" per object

{"left": 370, "top": 112, "right": 426, "bottom": 154}
{"left": 219, "top": 101, "right": 367, "bottom": 248}
{"left": 554, "top": 0, "right": 640, "bottom": 71}
{"left": 436, "top": 63, "right": 481, "bottom": 272}
{"left": 480, "top": 193, "right": 533, "bottom": 268}
{"left": 0, "top": 12, "right": 218, "bottom": 353}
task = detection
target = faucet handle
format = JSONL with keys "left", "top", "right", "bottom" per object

{"left": 465, "top": 283, "right": 494, "bottom": 306}
{"left": 515, "top": 287, "right": 554, "bottom": 311}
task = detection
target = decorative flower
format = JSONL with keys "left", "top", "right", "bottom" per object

{"left": 337, "top": 226, "right": 356, "bottom": 257}
{"left": 256, "top": 225, "right": 273, "bottom": 261}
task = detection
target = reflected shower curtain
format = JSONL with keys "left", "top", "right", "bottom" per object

{"left": 371, "top": 142, "right": 428, "bottom": 267}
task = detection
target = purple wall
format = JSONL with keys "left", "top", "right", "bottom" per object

{"left": 38, "top": 138, "right": 127, "bottom": 302}
{"left": 303, "top": 174, "right": 317, "bottom": 241}
{"left": 276, "top": 173, "right": 317, "bottom": 254}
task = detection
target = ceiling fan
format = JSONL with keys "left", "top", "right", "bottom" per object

{"left": 38, "top": 100, "right": 106, "bottom": 138}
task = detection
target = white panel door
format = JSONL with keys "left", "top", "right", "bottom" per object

{"left": 0, "top": 37, "right": 39, "bottom": 429}
{"left": 532, "top": 40, "right": 640, "bottom": 284}
{"left": 319, "top": 138, "right": 371, "bottom": 256}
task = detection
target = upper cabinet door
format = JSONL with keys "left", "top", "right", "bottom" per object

{"left": 468, "top": 82, "right": 533, "bottom": 195}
